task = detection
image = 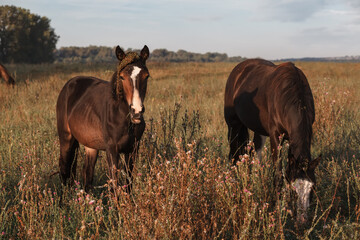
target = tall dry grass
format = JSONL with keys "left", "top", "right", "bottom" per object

{"left": 0, "top": 61, "right": 359, "bottom": 239}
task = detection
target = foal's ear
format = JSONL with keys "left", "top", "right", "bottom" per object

{"left": 140, "top": 45, "right": 149, "bottom": 61}
{"left": 309, "top": 155, "right": 322, "bottom": 170}
{"left": 115, "top": 46, "right": 126, "bottom": 61}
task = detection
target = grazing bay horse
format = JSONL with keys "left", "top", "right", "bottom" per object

{"left": 56, "top": 45, "right": 150, "bottom": 192}
{"left": 0, "top": 63, "right": 15, "bottom": 86}
{"left": 224, "top": 59, "right": 321, "bottom": 224}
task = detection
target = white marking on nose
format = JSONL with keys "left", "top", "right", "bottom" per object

{"left": 130, "top": 66, "right": 142, "bottom": 114}
{"left": 292, "top": 178, "right": 313, "bottom": 223}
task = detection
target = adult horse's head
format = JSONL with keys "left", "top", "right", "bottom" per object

{"left": 112, "top": 45, "right": 150, "bottom": 124}
{"left": 286, "top": 153, "right": 321, "bottom": 225}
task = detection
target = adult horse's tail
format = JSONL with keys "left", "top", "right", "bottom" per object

{"left": 0, "top": 63, "right": 15, "bottom": 86}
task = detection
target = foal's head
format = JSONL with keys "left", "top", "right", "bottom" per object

{"left": 113, "top": 45, "right": 150, "bottom": 124}
{"left": 286, "top": 153, "right": 321, "bottom": 225}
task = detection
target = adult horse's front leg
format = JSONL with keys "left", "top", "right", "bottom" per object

{"left": 270, "top": 134, "right": 283, "bottom": 195}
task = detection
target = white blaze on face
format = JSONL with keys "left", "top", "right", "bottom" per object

{"left": 130, "top": 66, "right": 142, "bottom": 114}
{"left": 292, "top": 178, "right": 314, "bottom": 223}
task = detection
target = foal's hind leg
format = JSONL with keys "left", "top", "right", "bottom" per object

{"left": 83, "top": 147, "right": 98, "bottom": 192}
{"left": 59, "top": 135, "right": 79, "bottom": 185}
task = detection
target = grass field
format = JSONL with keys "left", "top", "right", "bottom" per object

{"left": 0, "top": 61, "right": 359, "bottom": 239}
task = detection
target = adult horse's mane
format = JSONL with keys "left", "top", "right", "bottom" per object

{"left": 274, "top": 63, "right": 315, "bottom": 162}
{"left": 110, "top": 51, "right": 141, "bottom": 101}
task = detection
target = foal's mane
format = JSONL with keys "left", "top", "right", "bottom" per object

{"left": 110, "top": 52, "right": 141, "bottom": 101}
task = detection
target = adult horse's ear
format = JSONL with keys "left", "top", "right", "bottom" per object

{"left": 116, "top": 46, "right": 126, "bottom": 61}
{"left": 140, "top": 45, "right": 149, "bottom": 61}
{"left": 309, "top": 155, "right": 321, "bottom": 170}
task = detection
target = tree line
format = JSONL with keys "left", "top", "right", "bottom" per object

{"left": 55, "top": 46, "right": 245, "bottom": 63}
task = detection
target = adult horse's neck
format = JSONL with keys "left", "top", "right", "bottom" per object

{"left": 287, "top": 104, "right": 313, "bottom": 164}
{"left": 275, "top": 64, "right": 314, "bottom": 164}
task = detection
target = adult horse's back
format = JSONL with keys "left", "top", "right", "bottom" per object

{"left": 56, "top": 45, "right": 150, "bottom": 192}
{"left": 224, "top": 59, "right": 320, "bottom": 224}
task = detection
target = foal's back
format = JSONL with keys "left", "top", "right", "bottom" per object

{"left": 56, "top": 76, "right": 129, "bottom": 151}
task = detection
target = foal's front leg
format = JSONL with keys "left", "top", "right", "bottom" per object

{"left": 83, "top": 147, "right": 98, "bottom": 192}
{"left": 123, "top": 141, "right": 140, "bottom": 193}
{"left": 105, "top": 146, "right": 120, "bottom": 188}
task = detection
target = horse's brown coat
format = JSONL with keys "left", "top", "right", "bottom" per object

{"left": 224, "top": 59, "right": 320, "bottom": 224}
{"left": 0, "top": 63, "right": 15, "bottom": 86}
{"left": 56, "top": 45, "right": 149, "bottom": 192}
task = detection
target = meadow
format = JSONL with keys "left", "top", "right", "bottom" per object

{"left": 0, "top": 61, "right": 359, "bottom": 239}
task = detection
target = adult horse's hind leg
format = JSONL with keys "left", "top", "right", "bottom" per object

{"left": 226, "top": 121, "right": 249, "bottom": 164}
{"left": 59, "top": 135, "right": 79, "bottom": 185}
{"left": 83, "top": 147, "right": 98, "bottom": 191}
{"left": 253, "top": 133, "right": 267, "bottom": 160}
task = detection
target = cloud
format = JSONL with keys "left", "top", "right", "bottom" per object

{"left": 293, "top": 24, "right": 358, "bottom": 48}
{"left": 344, "top": 0, "right": 360, "bottom": 24}
{"left": 283, "top": 25, "right": 360, "bottom": 58}
{"left": 185, "top": 15, "right": 224, "bottom": 22}
{"left": 346, "top": 0, "right": 360, "bottom": 8}
{"left": 256, "top": 0, "right": 329, "bottom": 22}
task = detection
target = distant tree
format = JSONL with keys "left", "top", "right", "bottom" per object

{"left": 55, "top": 46, "right": 116, "bottom": 63}
{"left": 54, "top": 46, "right": 246, "bottom": 63}
{"left": 151, "top": 49, "right": 170, "bottom": 60}
{"left": 228, "top": 56, "right": 246, "bottom": 62}
{"left": 0, "top": 5, "right": 59, "bottom": 63}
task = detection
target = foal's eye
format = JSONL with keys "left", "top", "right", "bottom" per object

{"left": 142, "top": 75, "right": 149, "bottom": 81}
{"left": 120, "top": 76, "right": 124, "bottom": 81}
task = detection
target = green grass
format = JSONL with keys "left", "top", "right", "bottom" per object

{"left": 0, "top": 61, "right": 359, "bottom": 239}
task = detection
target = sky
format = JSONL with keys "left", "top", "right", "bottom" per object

{"left": 2, "top": 0, "right": 360, "bottom": 59}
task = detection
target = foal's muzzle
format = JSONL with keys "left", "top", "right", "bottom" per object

{"left": 130, "top": 104, "right": 145, "bottom": 124}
